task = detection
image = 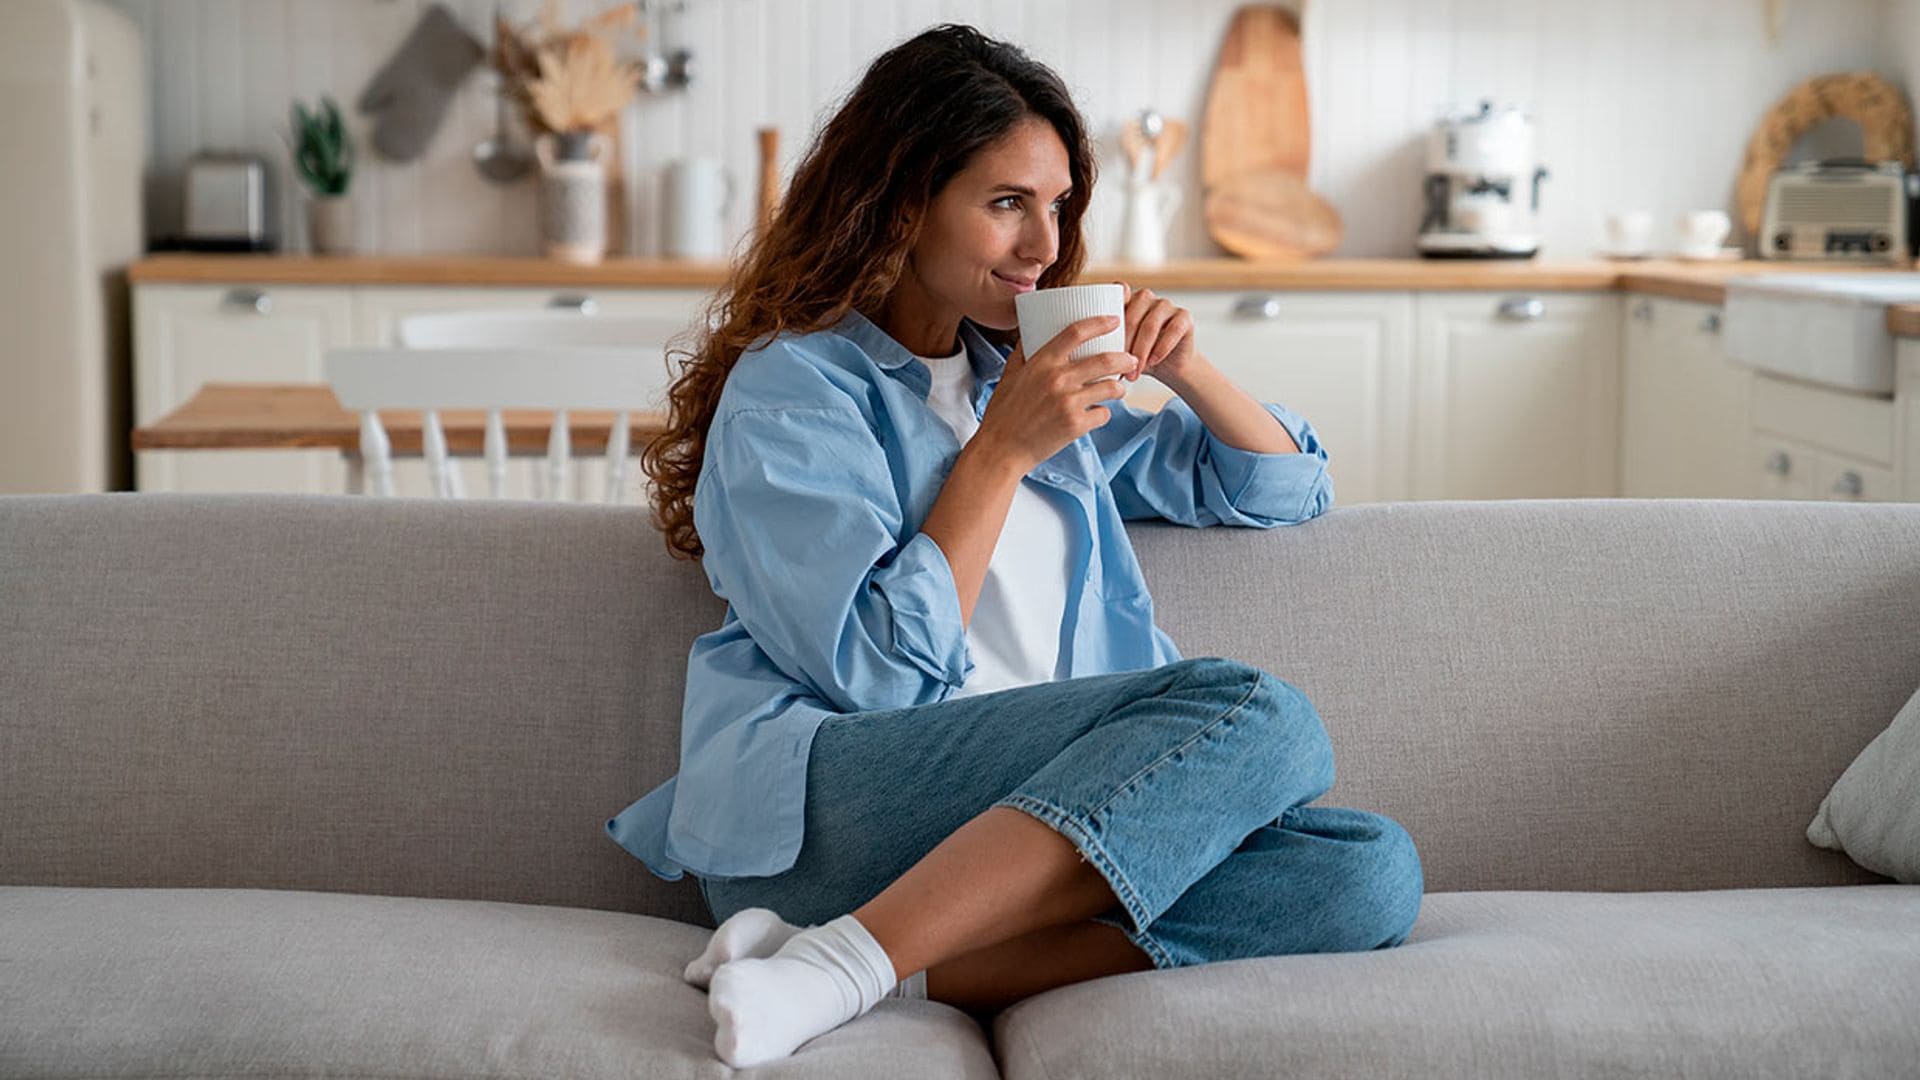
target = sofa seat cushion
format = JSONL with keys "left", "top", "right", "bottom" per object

{"left": 0, "top": 887, "right": 997, "bottom": 1080}
{"left": 993, "top": 886, "right": 1920, "bottom": 1080}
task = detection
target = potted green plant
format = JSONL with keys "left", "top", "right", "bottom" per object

{"left": 289, "top": 96, "right": 356, "bottom": 255}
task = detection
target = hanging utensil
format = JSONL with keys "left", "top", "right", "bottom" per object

{"left": 472, "top": 6, "right": 534, "bottom": 183}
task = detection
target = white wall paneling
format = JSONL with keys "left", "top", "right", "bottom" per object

{"left": 107, "top": 0, "right": 1906, "bottom": 261}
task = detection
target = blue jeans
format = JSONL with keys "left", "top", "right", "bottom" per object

{"left": 698, "top": 657, "right": 1423, "bottom": 971}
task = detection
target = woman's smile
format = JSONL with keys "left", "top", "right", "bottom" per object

{"left": 992, "top": 270, "right": 1037, "bottom": 294}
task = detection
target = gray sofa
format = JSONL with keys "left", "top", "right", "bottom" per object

{"left": 4, "top": 493, "right": 1919, "bottom": 1079}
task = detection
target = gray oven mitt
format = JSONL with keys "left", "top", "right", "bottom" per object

{"left": 356, "top": 3, "right": 483, "bottom": 162}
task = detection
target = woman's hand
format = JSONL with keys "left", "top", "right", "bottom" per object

{"left": 974, "top": 315, "right": 1135, "bottom": 476}
{"left": 1120, "top": 285, "right": 1198, "bottom": 385}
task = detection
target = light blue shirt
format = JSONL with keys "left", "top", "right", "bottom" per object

{"left": 605, "top": 307, "right": 1333, "bottom": 881}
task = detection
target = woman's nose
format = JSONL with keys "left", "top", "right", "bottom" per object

{"left": 1018, "top": 217, "right": 1058, "bottom": 266}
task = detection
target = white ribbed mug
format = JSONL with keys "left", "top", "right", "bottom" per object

{"left": 1014, "top": 283, "right": 1128, "bottom": 381}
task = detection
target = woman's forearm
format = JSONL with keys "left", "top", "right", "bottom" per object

{"left": 920, "top": 438, "right": 1025, "bottom": 629}
{"left": 1160, "top": 355, "right": 1301, "bottom": 455}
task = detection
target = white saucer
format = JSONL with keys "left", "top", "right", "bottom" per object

{"left": 1670, "top": 246, "right": 1743, "bottom": 262}
{"left": 1596, "top": 247, "right": 1654, "bottom": 261}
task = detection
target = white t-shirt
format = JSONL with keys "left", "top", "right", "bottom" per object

{"left": 917, "top": 342, "right": 1075, "bottom": 698}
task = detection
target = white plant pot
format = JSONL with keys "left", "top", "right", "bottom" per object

{"left": 307, "top": 194, "right": 356, "bottom": 255}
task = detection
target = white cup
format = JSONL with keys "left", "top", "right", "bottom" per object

{"left": 1677, "top": 210, "right": 1731, "bottom": 255}
{"left": 1014, "top": 283, "right": 1128, "bottom": 381}
{"left": 1604, "top": 210, "right": 1653, "bottom": 255}
{"left": 662, "top": 157, "right": 733, "bottom": 259}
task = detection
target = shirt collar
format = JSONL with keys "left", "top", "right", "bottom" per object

{"left": 831, "top": 308, "right": 1010, "bottom": 387}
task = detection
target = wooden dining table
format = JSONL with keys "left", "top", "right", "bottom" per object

{"left": 132, "top": 383, "right": 673, "bottom": 453}
{"left": 131, "top": 383, "right": 674, "bottom": 493}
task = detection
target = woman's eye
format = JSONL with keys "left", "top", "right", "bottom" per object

{"left": 994, "top": 195, "right": 1068, "bottom": 212}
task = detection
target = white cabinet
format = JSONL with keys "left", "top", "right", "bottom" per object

{"left": 351, "top": 285, "right": 714, "bottom": 353}
{"left": 1159, "top": 290, "right": 1414, "bottom": 504}
{"left": 1899, "top": 340, "right": 1920, "bottom": 501}
{"left": 1411, "top": 292, "right": 1621, "bottom": 500}
{"left": 135, "top": 283, "right": 718, "bottom": 497}
{"left": 1746, "top": 370, "right": 1898, "bottom": 502}
{"left": 134, "top": 284, "right": 355, "bottom": 494}
{"left": 1619, "top": 297, "right": 1752, "bottom": 498}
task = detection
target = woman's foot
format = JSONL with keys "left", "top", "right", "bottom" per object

{"left": 707, "top": 915, "right": 897, "bottom": 1067}
{"left": 683, "top": 907, "right": 804, "bottom": 989}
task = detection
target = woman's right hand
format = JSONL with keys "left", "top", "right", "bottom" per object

{"left": 974, "top": 314, "right": 1136, "bottom": 476}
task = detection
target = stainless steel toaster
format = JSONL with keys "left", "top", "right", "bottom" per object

{"left": 182, "top": 151, "right": 275, "bottom": 251}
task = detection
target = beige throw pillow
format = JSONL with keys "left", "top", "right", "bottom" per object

{"left": 1807, "top": 683, "right": 1920, "bottom": 884}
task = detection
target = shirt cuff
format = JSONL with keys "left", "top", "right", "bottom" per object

{"left": 1205, "top": 402, "right": 1334, "bottom": 524}
{"left": 880, "top": 530, "right": 975, "bottom": 688}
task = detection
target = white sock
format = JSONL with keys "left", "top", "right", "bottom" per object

{"left": 685, "top": 908, "right": 926, "bottom": 999}
{"left": 684, "top": 908, "right": 805, "bottom": 989}
{"left": 707, "top": 913, "right": 898, "bottom": 1067}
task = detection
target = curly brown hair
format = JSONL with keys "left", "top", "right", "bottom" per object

{"left": 641, "top": 24, "right": 1098, "bottom": 561}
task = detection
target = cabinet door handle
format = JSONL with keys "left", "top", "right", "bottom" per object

{"left": 1496, "top": 296, "right": 1545, "bottom": 321}
{"left": 1765, "top": 450, "right": 1792, "bottom": 475}
{"left": 1832, "top": 470, "right": 1864, "bottom": 497}
{"left": 1630, "top": 299, "right": 1654, "bottom": 321}
{"left": 1699, "top": 311, "right": 1723, "bottom": 334}
{"left": 222, "top": 288, "right": 272, "bottom": 315}
{"left": 1232, "top": 294, "right": 1283, "bottom": 319}
{"left": 547, "top": 293, "right": 598, "bottom": 315}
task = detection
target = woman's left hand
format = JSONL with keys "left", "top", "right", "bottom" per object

{"left": 1120, "top": 285, "right": 1198, "bottom": 385}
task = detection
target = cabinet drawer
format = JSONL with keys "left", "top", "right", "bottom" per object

{"left": 1750, "top": 373, "right": 1894, "bottom": 466}
{"left": 352, "top": 286, "right": 716, "bottom": 347}
{"left": 1751, "top": 434, "right": 1897, "bottom": 501}
{"left": 1810, "top": 452, "right": 1898, "bottom": 502}
{"left": 1751, "top": 435, "right": 1815, "bottom": 499}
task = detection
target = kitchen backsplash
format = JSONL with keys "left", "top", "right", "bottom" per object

{"left": 108, "top": 0, "right": 1905, "bottom": 262}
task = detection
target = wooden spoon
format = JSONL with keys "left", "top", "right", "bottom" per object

{"left": 1151, "top": 118, "right": 1189, "bottom": 182}
{"left": 1119, "top": 119, "right": 1148, "bottom": 181}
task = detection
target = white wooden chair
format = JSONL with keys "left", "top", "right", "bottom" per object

{"left": 325, "top": 311, "right": 692, "bottom": 503}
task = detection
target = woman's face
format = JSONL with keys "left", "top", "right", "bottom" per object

{"left": 907, "top": 115, "right": 1073, "bottom": 333}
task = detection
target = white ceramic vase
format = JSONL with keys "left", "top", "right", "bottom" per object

{"left": 537, "top": 131, "right": 610, "bottom": 265}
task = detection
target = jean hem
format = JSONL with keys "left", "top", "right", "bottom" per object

{"left": 991, "top": 792, "right": 1178, "bottom": 971}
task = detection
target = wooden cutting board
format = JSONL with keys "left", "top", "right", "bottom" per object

{"left": 1204, "top": 169, "right": 1342, "bottom": 258}
{"left": 1202, "top": 5, "right": 1311, "bottom": 188}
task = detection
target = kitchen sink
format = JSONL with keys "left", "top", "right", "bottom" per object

{"left": 1722, "top": 272, "right": 1920, "bottom": 395}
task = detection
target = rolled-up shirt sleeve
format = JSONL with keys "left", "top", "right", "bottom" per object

{"left": 696, "top": 404, "right": 973, "bottom": 713}
{"left": 1089, "top": 396, "right": 1334, "bottom": 528}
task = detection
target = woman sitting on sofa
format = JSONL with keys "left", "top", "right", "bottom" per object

{"left": 605, "top": 23, "right": 1424, "bottom": 1068}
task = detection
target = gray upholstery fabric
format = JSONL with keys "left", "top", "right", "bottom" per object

{"left": 0, "top": 886, "right": 998, "bottom": 1080}
{"left": 994, "top": 885, "right": 1920, "bottom": 1080}
{"left": 5, "top": 493, "right": 1920, "bottom": 1077}
{"left": 5, "top": 495, "right": 1915, "bottom": 909}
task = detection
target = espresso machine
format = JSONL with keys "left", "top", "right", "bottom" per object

{"left": 1418, "top": 101, "right": 1549, "bottom": 259}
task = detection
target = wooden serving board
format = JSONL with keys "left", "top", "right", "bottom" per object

{"left": 1202, "top": 5, "right": 1311, "bottom": 189}
{"left": 1204, "top": 169, "right": 1342, "bottom": 258}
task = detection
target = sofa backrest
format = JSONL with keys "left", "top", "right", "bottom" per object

{"left": 4, "top": 495, "right": 1913, "bottom": 925}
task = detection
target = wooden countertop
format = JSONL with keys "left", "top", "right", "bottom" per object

{"left": 131, "top": 383, "right": 669, "bottom": 453}
{"left": 129, "top": 252, "right": 1905, "bottom": 304}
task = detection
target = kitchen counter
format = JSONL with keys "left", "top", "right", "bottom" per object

{"left": 128, "top": 253, "right": 1905, "bottom": 306}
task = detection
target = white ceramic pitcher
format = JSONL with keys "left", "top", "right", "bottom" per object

{"left": 1119, "top": 178, "right": 1181, "bottom": 266}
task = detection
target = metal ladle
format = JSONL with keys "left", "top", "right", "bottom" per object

{"left": 473, "top": 8, "right": 534, "bottom": 183}
{"left": 474, "top": 78, "right": 535, "bottom": 183}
